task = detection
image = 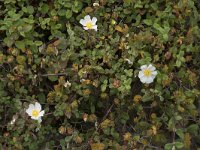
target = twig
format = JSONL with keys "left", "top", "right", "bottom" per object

{"left": 102, "top": 103, "right": 114, "bottom": 121}
{"left": 172, "top": 127, "right": 176, "bottom": 143}
{"left": 39, "top": 73, "right": 67, "bottom": 77}
{"left": 96, "top": 103, "right": 114, "bottom": 131}
{"left": 45, "top": 112, "right": 53, "bottom": 116}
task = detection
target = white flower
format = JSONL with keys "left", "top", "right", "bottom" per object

{"left": 79, "top": 15, "right": 97, "bottom": 31}
{"left": 64, "top": 80, "right": 71, "bottom": 88}
{"left": 80, "top": 79, "right": 86, "bottom": 83}
{"left": 26, "top": 102, "right": 45, "bottom": 122}
{"left": 138, "top": 64, "right": 157, "bottom": 84}
{"left": 93, "top": 3, "right": 99, "bottom": 7}
{"left": 125, "top": 58, "right": 133, "bottom": 65}
{"left": 10, "top": 115, "right": 18, "bottom": 125}
{"left": 10, "top": 118, "right": 16, "bottom": 125}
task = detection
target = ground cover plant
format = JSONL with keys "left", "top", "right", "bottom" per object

{"left": 0, "top": 0, "right": 200, "bottom": 149}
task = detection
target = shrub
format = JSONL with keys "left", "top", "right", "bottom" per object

{"left": 0, "top": 0, "right": 199, "bottom": 149}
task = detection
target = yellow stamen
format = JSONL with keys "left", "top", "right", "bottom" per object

{"left": 143, "top": 69, "right": 152, "bottom": 77}
{"left": 86, "top": 22, "right": 93, "bottom": 29}
{"left": 32, "top": 110, "right": 39, "bottom": 117}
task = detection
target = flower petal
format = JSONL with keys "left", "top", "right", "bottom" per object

{"left": 26, "top": 104, "right": 34, "bottom": 115}
{"left": 83, "top": 26, "right": 89, "bottom": 30}
{"left": 145, "top": 76, "right": 154, "bottom": 84}
{"left": 80, "top": 19, "right": 86, "bottom": 26}
{"left": 26, "top": 107, "right": 33, "bottom": 116}
{"left": 38, "top": 117, "right": 42, "bottom": 123}
{"left": 138, "top": 71, "right": 144, "bottom": 79}
{"left": 140, "top": 76, "right": 147, "bottom": 83}
{"left": 148, "top": 64, "right": 156, "bottom": 71}
{"left": 140, "top": 65, "right": 147, "bottom": 70}
{"left": 39, "top": 110, "right": 45, "bottom": 117}
{"left": 35, "top": 102, "right": 41, "bottom": 111}
{"left": 92, "top": 25, "right": 98, "bottom": 31}
{"left": 91, "top": 17, "right": 97, "bottom": 25}
{"left": 31, "top": 116, "right": 39, "bottom": 120}
{"left": 152, "top": 71, "right": 157, "bottom": 76}
{"left": 84, "top": 15, "right": 91, "bottom": 22}
{"left": 28, "top": 104, "right": 35, "bottom": 110}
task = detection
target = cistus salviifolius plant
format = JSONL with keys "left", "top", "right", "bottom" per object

{"left": 0, "top": 0, "right": 200, "bottom": 149}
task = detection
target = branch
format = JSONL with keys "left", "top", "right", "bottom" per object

{"left": 39, "top": 73, "right": 67, "bottom": 77}
{"left": 96, "top": 103, "right": 114, "bottom": 131}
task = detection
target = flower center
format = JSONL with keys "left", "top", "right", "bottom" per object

{"left": 86, "top": 22, "right": 93, "bottom": 29}
{"left": 143, "top": 69, "right": 152, "bottom": 77}
{"left": 32, "top": 110, "right": 39, "bottom": 117}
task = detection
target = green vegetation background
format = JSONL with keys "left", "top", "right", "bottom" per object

{"left": 0, "top": 0, "right": 199, "bottom": 149}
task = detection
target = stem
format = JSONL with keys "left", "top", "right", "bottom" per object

{"left": 40, "top": 73, "right": 67, "bottom": 77}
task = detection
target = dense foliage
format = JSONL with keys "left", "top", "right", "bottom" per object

{"left": 0, "top": 0, "right": 200, "bottom": 149}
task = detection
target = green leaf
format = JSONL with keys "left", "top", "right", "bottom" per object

{"left": 66, "top": 10, "right": 72, "bottom": 19}
{"left": 103, "top": 128, "right": 110, "bottom": 135}
{"left": 15, "top": 41, "right": 25, "bottom": 50}
{"left": 175, "top": 115, "right": 182, "bottom": 121}
{"left": 23, "top": 25, "right": 33, "bottom": 32}
{"left": 142, "top": 92, "right": 153, "bottom": 102}
{"left": 35, "top": 41, "right": 43, "bottom": 46}
{"left": 4, "top": 37, "right": 14, "bottom": 47}
{"left": 176, "top": 129, "right": 184, "bottom": 139}
{"left": 164, "top": 143, "right": 173, "bottom": 150}
{"left": 153, "top": 23, "right": 163, "bottom": 32}
{"left": 65, "top": 136, "right": 72, "bottom": 143}
{"left": 58, "top": 9, "right": 66, "bottom": 16}
{"left": 124, "top": 69, "right": 133, "bottom": 77}
{"left": 163, "top": 33, "right": 169, "bottom": 41}
{"left": 134, "top": 0, "right": 143, "bottom": 8}
{"left": 16, "top": 55, "right": 26, "bottom": 64}
{"left": 48, "top": 76, "right": 58, "bottom": 82}
{"left": 124, "top": 0, "right": 132, "bottom": 5}
{"left": 111, "top": 128, "right": 120, "bottom": 139}
{"left": 138, "top": 57, "right": 152, "bottom": 65}
{"left": 143, "top": 19, "right": 153, "bottom": 26}
{"left": 27, "top": 6, "right": 34, "bottom": 14}
{"left": 40, "top": 4, "right": 49, "bottom": 14}
{"left": 187, "top": 124, "right": 199, "bottom": 135}
{"left": 91, "top": 105, "right": 95, "bottom": 113}
{"left": 175, "top": 142, "right": 184, "bottom": 149}
{"left": 150, "top": 3, "right": 158, "bottom": 10}
{"left": 37, "top": 93, "right": 46, "bottom": 102}
{"left": 176, "top": 60, "right": 181, "bottom": 67}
